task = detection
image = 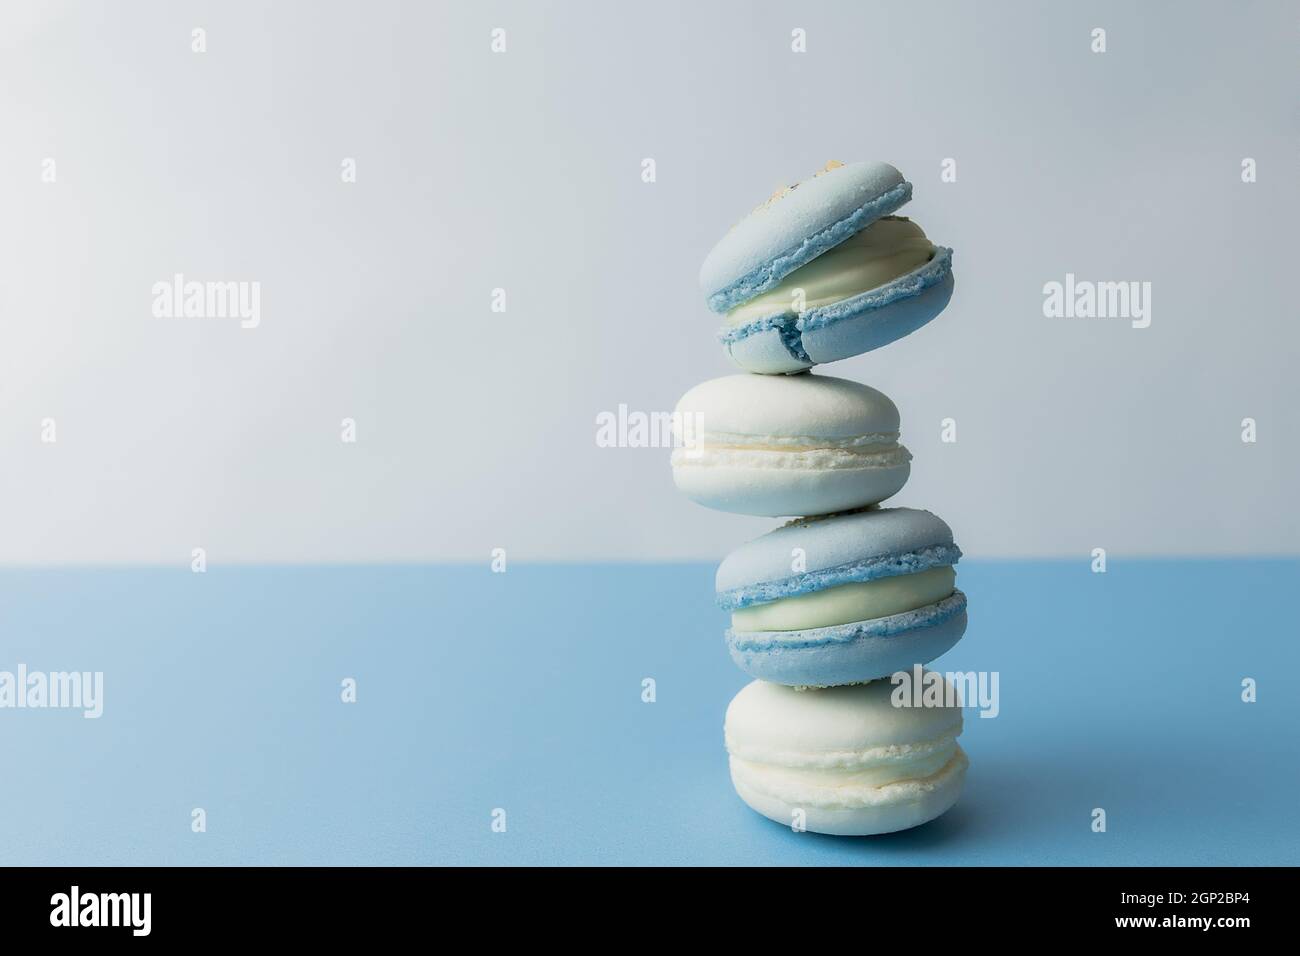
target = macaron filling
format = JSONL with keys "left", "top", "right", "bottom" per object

{"left": 724, "top": 218, "right": 936, "bottom": 328}
{"left": 731, "top": 566, "right": 955, "bottom": 632}
{"left": 685, "top": 431, "right": 900, "bottom": 451}
{"left": 728, "top": 747, "right": 967, "bottom": 810}
{"left": 727, "top": 590, "right": 967, "bottom": 651}
{"left": 674, "top": 432, "right": 910, "bottom": 473}
{"left": 728, "top": 731, "right": 960, "bottom": 792}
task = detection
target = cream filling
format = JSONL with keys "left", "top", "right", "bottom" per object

{"left": 687, "top": 431, "right": 899, "bottom": 451}
{"left": 726, "top": 217, "right": 935, "bottom": 327}
{"left": 732, "top": 567, "right": 955, "bottom": 632}
{"left": 728, "top": 745, "right": 967, "bottom": 809}
{"left": 671, "top": 443, "right": 910, "bottom": 471}
{"left": 726, "top": 731, "right": 960, "bottom": 774}
{"left": 734, "top": 742, "right": 956, "bottom": 790}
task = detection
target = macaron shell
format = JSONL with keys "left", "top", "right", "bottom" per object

{"left": 673, "top": 373, "right": 900, "bottom": 442}
{"left": 716, "top": 507, "right": 958, "bottom": 609}
{"left": 724, "top": 672, "right": 963, "bottom": 755}
{"left": 672, "top": 453, "right": 910, "bottom": 518}
{"left": 702, "top": 162, "right": 911, "bottom": 313}
{"left": 730, "top": 747, "right": 967, "bottom": 836}
{"left": 725, "top": 594, "right": 968, "bottom": 687}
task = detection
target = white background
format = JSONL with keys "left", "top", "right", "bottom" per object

{"left": 2, "top": 0, "right": 1295, "bottom": 564}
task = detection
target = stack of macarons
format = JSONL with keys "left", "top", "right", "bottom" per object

{"left": 672, "top": 160, "right": 968, "bottom": 836}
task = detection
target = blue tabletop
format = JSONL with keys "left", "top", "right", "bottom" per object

{"left": 1, "top": 559, "right": 1295, "bottom": 866}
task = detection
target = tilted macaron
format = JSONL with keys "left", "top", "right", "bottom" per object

{"left": 716, "top": 507, "right": 966, "bottom": 687}
{"left": 725, "top": 677, "right": 967, "bottom": 835}
{"left": 670, "top": 373, "right": 910, "bottom": 518}
{"left": 701, "top": 160, "right": 954, "bottom": 374}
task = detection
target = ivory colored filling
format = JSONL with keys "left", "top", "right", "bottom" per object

{"left": 731, "top": 741, "right": 957, "bottom": 790}
{"left": 731, "top": 566, "right": 955, "bottom": 632}
{"left": 725, "top": 217, "right": 936, "bottom": 327}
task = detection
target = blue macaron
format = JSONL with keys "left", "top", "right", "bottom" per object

{"left": 716, "top": 507, "right": 967, "bottom": 687}
{"left": 700, "top": 161, "right": 954, "bottom": 374}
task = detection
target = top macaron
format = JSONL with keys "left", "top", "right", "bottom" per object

{"left": 701, "top": 160, "right": 954, "bottom": 375}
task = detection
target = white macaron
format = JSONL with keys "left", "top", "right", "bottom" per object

{"left": 670, "top": 373, "right": 911, "bottom": 517}
{"left": 724, "top": 677, "right": 967, "bottom": 835}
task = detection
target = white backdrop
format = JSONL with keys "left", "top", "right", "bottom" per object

{"left": 1, "top": 0, "right": 1295, "bottom": 564}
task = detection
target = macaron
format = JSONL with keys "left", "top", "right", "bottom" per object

{"left": 724, "top": 677, "right": 967, "bottom": 835}
{"left": 716, "top": 508, "right": 966, "bottom": 687}
{"left": 701, "top": 160, "right": 954, "bottom": 374}
{"left": 670, "top": 373, "right": 910, "bottom": 518}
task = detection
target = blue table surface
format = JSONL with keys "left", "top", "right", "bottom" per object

{"left": 1, "top": 559, "right": 1296, "bottom": 866}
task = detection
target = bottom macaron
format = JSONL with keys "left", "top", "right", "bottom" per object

{"left": 724, "top": 677, "right": 967, "bottom": 836}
